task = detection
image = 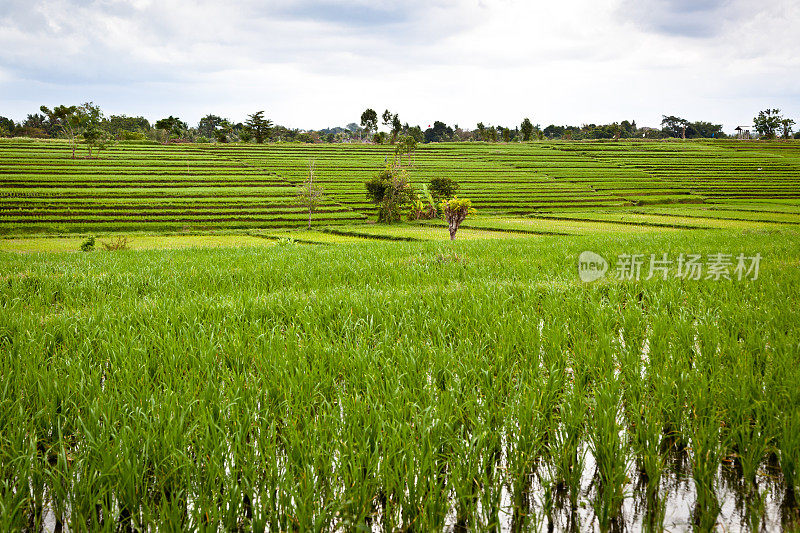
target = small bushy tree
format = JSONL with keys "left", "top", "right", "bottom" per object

{"left": 440, "top": 197, "right": 475, "bottom": 241}
{"left": 80, "top": 235, "right": 95, "bottom": 252}
{"left": 429, "top": 177, "right": 459, "bottom": 201}
{"left": 365, "top": 165, "right": 414, "bottom": 223}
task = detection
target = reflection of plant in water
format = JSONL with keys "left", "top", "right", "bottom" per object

{"left": 590, "top": 379, "right": 629, "bottom": 532}
{"left": 689, "top": 375, "right": 723, "bottom": 531}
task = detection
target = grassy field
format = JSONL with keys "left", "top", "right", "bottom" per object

{"left": 1, "top": 229, "right": 799, "bottom": 531}
{"left": 3, "top": 138, "right": 800, "bottom": 235}
{"left": 2, "top": 138, "right": 800, "bottom": 531}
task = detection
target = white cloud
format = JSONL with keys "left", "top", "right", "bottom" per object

{"left": 1, "top": 0, "right": 798, "bottom": 131}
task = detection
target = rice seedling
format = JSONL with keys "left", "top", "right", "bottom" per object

{"left": 0, "top": 227, "right": 798, "bottom": 530}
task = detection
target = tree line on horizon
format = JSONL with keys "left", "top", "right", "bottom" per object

{"left": 1, "top": 104, "right": 797, "bottom": 146}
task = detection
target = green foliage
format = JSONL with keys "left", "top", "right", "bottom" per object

{"left": 754, "top": 108, "right": 783, "bottom": 139}
{"left": 360, "top": 108, "right": 378, "bottom": 137}
{"left": 3, "top": 139, "right": 800, "bottom": 235}
{"left": 364, "top": 165, "right": 414, "bottom": 223}
{"left": 408, "top": 183, "right": 438, "bottom": 220}
{"left": 2, "top": 230, "right": 797, "bottom": 531}
{"left": 81, "top": 105, "right": 112, "bottom": 158}
{"left": 197, "top": 114, "right": 224, "bottom": 139}
{"left": 424, "top": 121, "right": 453, "bottom": 143}
{"left": 0, "top": 232, "right": 800, "bottom": 531}
{"left": 780, "top": 118, "right": 795, "bottom": 139}
{"left": 117, "top": 130, "right": 147, "bottom": 141}
{"left": 79, "top": 235, "right": 95, "bottom": 251}
{"left": 520, "top": 118, "right": 534, "bottom": 141}
{"left": 245, "top": 111, "right": 273, "bottom": 143}
{"left": 154, "top": 116, "right": 188, "bottom": 141}
{"left": 102, "top": 114, "right": 150, "bottom": 139}
{"left": 39, "top": 104, "right": 82, "bottom": 157}
{"left": 391, "top": 114, "right": 402, "bottom": 143}
{"left": 395, "top": 134, "right": 417, "bottom": 166}
{"left": 661, "top": 115, "right": 690, "bottom": 138}
{"left": 429, "top": 176, "right": 459, "bottom": 200}
{"left": 440, "top": 196, "right": 475, "bottom": 240}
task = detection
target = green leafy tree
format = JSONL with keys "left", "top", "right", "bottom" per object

{"left": 408, "top": 183, "right": 438, "bottom": 220}
{"left": 520, "top": 118, "right": 534, "bottom": 141}
{"left": 296, "top": 161, "right": 325, "bottom": 229}
{"left": 154, "top": 116, "right": 187, "bottom": 142}
{"left": 365, "top": 165, "right": 414, "bottom": 223}
{"left": 0, "top": 116, "right": 15, "bottom": 137}
{"left": 440, "top": 197, "right": 475, "bottom": 240}
{"left": 198, "top": 115, "right": 224, "bottom": 138}
{"left": 476, "top": 122, "right": 486, "bottom": 141}
{"left": 78, "top": 102, "right": 103, "bottom": 156}
{"left": 620, "top": 120, "right": 636, "bottom": 136}
{"left": 382, "top": 109, "right": 393, "bottom": 131}
{"left": 661, "top": 115, "right": 690, "bottom": 138}
{"left": 753, "top": 109, "right": 782, "bottom": 139}
{"left": 245, "top": 111, "right": 272, "bottom": 143}
{"left": 406, "top": 125, "right": 424, "bottom": 143}
{"left": 429, "top": 177, "right": 459, "bottom": 202}
{"left": 690, "top": 121, "right": 724, "bottom": 138}
{"left": 780, "top": 118, "right": 795, "bottom": 139}
{"left": 22, "top": 113, "right": 56, "bottom": 136}
{"left": 360, "top": 108, "right": 378, "bottom": 139}
{"left": 424, "top": 121, "right": 453, "bottom": 143}
{"left": 390, "top": 114, "right": 402, "bottom": 144}
{"left": 102, "top": 115, "right": 150, "bottom": 139}
{"left": 502, "top": 127, "right": 512, "bottom": 143}
{"left": 40, "top": 104, "right": 81, "bottom": 158}
{"left": 395, "top": 134, "right": 417, "bottom": 166}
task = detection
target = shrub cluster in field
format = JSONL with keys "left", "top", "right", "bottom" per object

{"left": 1, "top": 232, "right": 799, "bottom": 531}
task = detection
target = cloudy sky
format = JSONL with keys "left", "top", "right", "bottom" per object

{"left": 1, "top": 0, "right": 798, "bottom": 132}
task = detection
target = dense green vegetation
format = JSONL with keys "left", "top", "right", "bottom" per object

{"left": 3, "top": 135, "right": 800, "bottom": 531}
{"left": 2, "top": 138, "right": 800, "bottom": 235}
{"left": 1, "top": 230, "right": 799, "bottom": 531}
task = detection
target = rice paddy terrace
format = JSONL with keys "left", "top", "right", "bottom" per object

{"left": 2, "top": 138, "right": 800, "bottom": 234}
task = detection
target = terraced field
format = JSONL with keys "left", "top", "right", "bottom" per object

{"left": 2, "top": 138, "right": 799, "bottom": 234}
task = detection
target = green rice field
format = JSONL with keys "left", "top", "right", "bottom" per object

{"left": 3, "top": 138, "right": 800, "bottom": 235}
{"left": 2, "top": 138, "right": 800, "bottom": 531}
